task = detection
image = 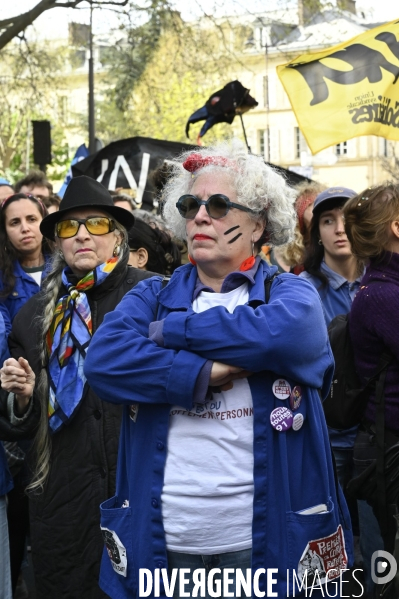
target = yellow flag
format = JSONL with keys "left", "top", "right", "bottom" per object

{"left": 277, "top": 19, "right": 399, "bottom": 154}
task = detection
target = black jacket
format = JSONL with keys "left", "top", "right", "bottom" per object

{"left": 7, "top": 259, "right": 153, "bottom": 599}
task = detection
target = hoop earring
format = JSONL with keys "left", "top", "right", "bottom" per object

{"left": 318, "top": 239, "right": 323, "bottom": 246}
{"left": 239, "top": 239, "right": 256, "bottom": 272}
{"left": 113, "top": 245, "right": 121, "bottom": 257}
{"left": 58, "top": 250, "right": 65, "bottom": 260}
{"left": 188, "top": 254, "right": 197, "bottom": 265}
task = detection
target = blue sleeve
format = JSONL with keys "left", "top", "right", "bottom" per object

{"left": 84, "top": 279, "right": 208, "bottom": 408}
{"left": 0, "top": 312, "right": 9, "bottom": 365}
{"left": 162, "top": 275, "right": 334, "bottom": 392}
{"left": 0, "top": 300, "right": 12, "bottom": 338}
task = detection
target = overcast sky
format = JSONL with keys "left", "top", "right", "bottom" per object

{"left": 1, "top": 0, "right": 398, "bottom": 39}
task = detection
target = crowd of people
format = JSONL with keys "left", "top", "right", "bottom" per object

{"left": 0, "top": 141, "right": 397, "bottom": 599}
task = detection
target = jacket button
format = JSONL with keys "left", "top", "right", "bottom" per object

{"left": 151, "top": 499, "right": 158, "bottom": 508}
{"left": 127, "top": 278, "right": 133, "bottom": 284}
{"left": 157, "top": 442, "right": 164, "bottom": 450}
{"left": 93, "top": 410, "right": 101, "bottom": 420}
{"left": 100, "top": 467, "right": 106, "bottom": 478}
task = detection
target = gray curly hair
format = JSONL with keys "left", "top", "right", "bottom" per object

{"left": 162, "top": 138, "right": 296, "bottom": 247}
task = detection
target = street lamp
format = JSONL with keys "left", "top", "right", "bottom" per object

{"left": 88, "top": 0, "right": 96, "bottom": 154}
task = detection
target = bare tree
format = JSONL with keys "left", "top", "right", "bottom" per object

{"left": 0, "top": 0, "right": 128, "bottom": 51}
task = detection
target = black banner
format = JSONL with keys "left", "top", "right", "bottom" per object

{"left": 72, "top": 136, "right": 311, "bottom": 211}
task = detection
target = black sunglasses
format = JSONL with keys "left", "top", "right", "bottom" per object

{"left": 56, "top": 217, "right": 116, "bottom": 239}
{"left": 176, "top": 194, "right": 256, "bottom": 220}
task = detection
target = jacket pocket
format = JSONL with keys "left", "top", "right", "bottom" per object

{"left": 286, "top": 498, "right": 348, "bottom": 591}
{"left": 100, "top": 495, "right": 137, "bottom": 596}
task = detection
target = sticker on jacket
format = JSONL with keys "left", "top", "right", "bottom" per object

{"left": 297, "top": 524, "right": 347, "bottom": 587}
{"left": 129, "top": 404, "right": 139, "bottom": 422}
{"left": 101, "top": 527, "right": 127, "bottom": 577}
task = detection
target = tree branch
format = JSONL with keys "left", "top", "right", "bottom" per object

{"left": 0, "top": 0, "right": 129, "bottom": 51}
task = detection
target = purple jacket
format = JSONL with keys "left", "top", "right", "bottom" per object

{"left": 349, "top": 251, "right": 399, "bottom": 433}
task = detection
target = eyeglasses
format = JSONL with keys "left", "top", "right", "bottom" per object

{"left": 176, "top": 194, "right": 256, "bottom": 220}
{"left": 56, "top": 217, "right": 116, "bottom": 239}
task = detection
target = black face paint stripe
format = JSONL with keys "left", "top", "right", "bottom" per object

{"left": 228, "top": 233, "right": 242, "bottom": 244}
{"left": 224, "top": 225, "right": 240, "bottom": 236}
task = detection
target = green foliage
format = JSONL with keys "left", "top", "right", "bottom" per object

{"left": 0, "top": 37, "right": 69, "bottom": 178}
{"left": 96, "top": 7, "right": 241, "bottom": 145}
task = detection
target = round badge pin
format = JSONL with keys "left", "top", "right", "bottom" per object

{"left": 270, "top": 407, "right": 293, "bottom": 432}
{"left": 292, "top": 413, "right": 304, "bottom": 431}
{"left": 290, "top": 386, "right": 302, "bottom": 411}
{"left": 272, "top": 379, "right": 291, "bottom": 400}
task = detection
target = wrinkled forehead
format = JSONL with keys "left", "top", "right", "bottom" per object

{"left": 189, "top": 170, "right": 237, "bottom": 198}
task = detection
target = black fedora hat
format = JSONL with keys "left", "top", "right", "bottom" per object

{"left": 40, "top": 176, "right": 135, "bottom": 241}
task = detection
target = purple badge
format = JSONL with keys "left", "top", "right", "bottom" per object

{"left": 270, "top": 407, "right": 293, "bottom": 432}
{"left": 290, "top": 386, "right": 302, "bottom": 411}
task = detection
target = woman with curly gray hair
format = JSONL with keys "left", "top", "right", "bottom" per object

{"left": 85, "top": 139, "right": 353, "bottom": 599}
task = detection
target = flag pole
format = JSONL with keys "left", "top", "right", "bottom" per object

{"left": 239, "top": 114, "right": 251, "bottom": 153}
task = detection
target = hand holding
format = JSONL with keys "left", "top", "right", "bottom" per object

{"left": 0, "top": 357, "right": 35, "bottom": 411}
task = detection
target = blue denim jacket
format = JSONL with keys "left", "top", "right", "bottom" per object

{"left": 300, "top": 261, "right": 364, "bottom": 448}
{"left": 0, "top": 256, "right": 52, "bottom": 336}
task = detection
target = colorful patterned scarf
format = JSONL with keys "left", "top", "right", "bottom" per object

{"left": 47, "top": 258, "right": 118, "bottom": 432}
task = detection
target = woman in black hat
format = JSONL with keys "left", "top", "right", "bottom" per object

{"left": 0, "top": 176, "right": 153, "bottom": 599}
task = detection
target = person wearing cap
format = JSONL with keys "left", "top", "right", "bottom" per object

{"left": 300, "top": 186, "right": 364, "bottom": 324}
{"left": 85, "top": 139, "right": 353, "bottom": 599}
{"left": 300, "top": 186, "right": 365, "bottom": 575}
{"left": 0, "top": 176, "right": 154, "bottom": 599}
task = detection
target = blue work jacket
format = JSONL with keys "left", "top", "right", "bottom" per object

{"left": 85, "top": 261, "right": 354, "bottom": 599}
{"left": 0, "top": 256, "right": 52, "bottom": 336}
{"left": 299, "top": 262, "right": 363, "bottom": 328}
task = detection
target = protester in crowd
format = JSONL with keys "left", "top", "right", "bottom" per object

{"left": 299, "top": 186, "right": 365, "bottom": 578}
{"left": 344, "top": 183, "right": 399, "bottom": 595}
{"left": 0, "top": 193, "right": 52, "bottom": 337}
{"left": 128, "top": 218, "right": 181, "bottom": 275}
{"left": 0, "top": 176, "right": 153, "bottom": 599}
{"left": 300, "top": 186, "right": 362, "bottom": 330}
{"left": 113, "top": 193, "right": 135, "bottom": 213}
{"left": 282, "top": 181, "right": 325, "bottom": 274}
{"left": 85, "top": 139, "right": 353, "bottom": 599}
{"left": 44, "top": 193, "right": 61, "bottom": 214}
{"left": 134, "top": 208, "right": 167, "bottom": 230}
{"left": 0, "top": 192, "right": 52, "bottom": 596}
{"left": 0, "top": 178, "right": 14, "bottom": 201}
{"left": 14, "top": 170, "right": 52, "bottom": 199}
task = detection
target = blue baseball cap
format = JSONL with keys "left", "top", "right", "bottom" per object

{"left": 313, "top": 187, "right": 356, "bottom": 213}
{"left": 0, "top": 177, "right": 11, "bottom": 186}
